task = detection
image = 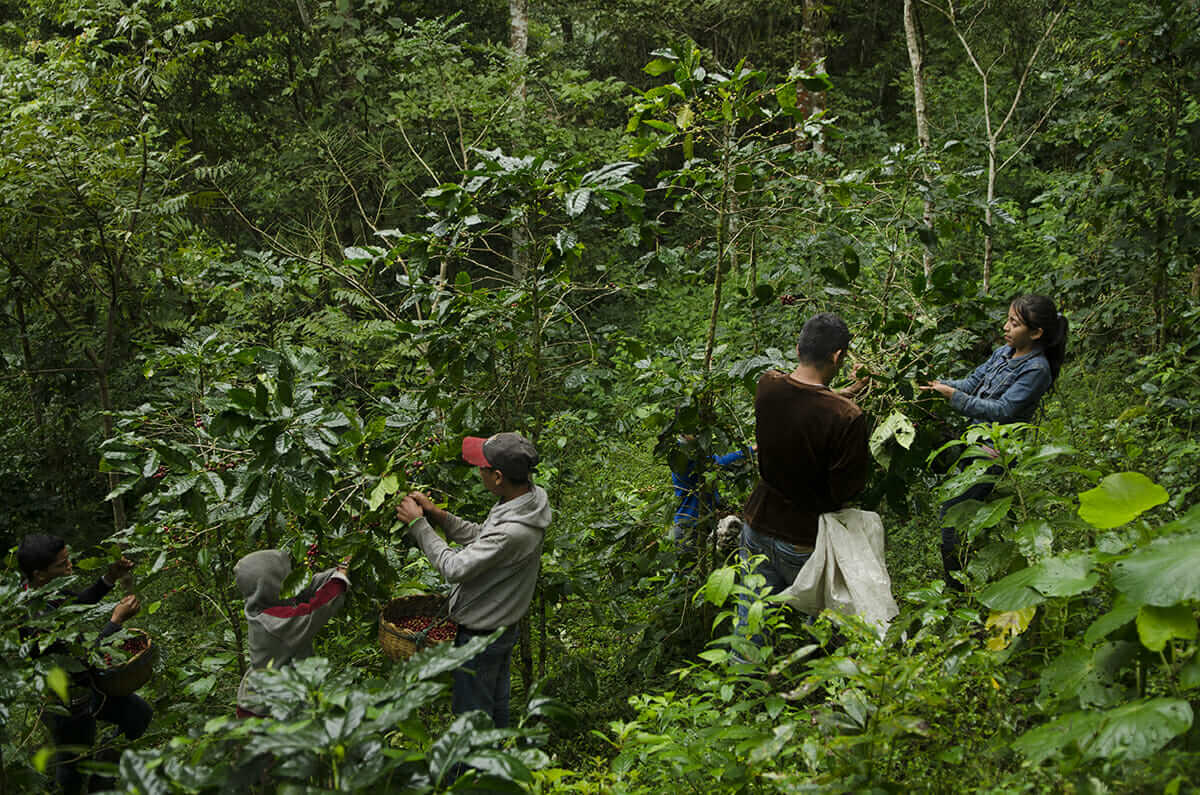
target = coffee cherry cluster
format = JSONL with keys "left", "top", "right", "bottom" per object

{"left": 306, "top": 543, "right": 319, "bottom": 569}
{"left": 194, "top": 417, "right": 205, "bottom": 429}
{"left": 779, "top": 294, "right": 799, "bottom": 306}
{"left": 151, "top": 465, "right": 169, "bottom": 480}
{"left": 394, "top": 616, "right": 456, "bottom": 643}
{"left": 121, "top": 636, "right": 149, "bottom": 655}
{"left": 101, "top": 635, "right": 149, "bottom": 667}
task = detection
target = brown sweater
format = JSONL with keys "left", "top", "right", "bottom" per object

{"left": 743, "top": 370, "right": 870, "bottom": 547}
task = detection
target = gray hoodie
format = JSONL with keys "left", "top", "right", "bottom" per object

{"left": 408, "top": 485, "right": 551, "bottom": 630}
{"left": 234, "top": 549, "right": 349, "bottom": 709}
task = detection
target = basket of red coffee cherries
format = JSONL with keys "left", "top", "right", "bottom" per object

{"left": 93, "top": 629, "right": 155, "bottom": 697}
{"left": 378, "top": 594, "right": 457, "bottom": 661}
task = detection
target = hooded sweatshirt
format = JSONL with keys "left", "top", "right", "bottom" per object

{"left": 407, "top": 485, "right": 551, "bottom": 631}
{"left": 234, "top": 549, "right": 349, "bottom": 709}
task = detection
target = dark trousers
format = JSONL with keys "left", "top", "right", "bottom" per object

{"left": 452, "top": 625, "right": 519, "bottom": 729}
{"left": 939, "top": 463, "right": 1003, "bottom": 588}
{"left": 45, "top": 690, "right": 152, "bottom": 794}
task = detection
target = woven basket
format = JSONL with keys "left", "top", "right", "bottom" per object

{"left": 94, "top": 629, "right": 156, "bottom": 697}
{"left": 379, "top": 594, "right": 457, "bottom": 661}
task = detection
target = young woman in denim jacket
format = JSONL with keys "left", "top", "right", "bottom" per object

{"left": 921, "top": 294, "right": 1069, "bottom": 586}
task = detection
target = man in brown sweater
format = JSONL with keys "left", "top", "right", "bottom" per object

{"left": 737, "top": 312, "right": 870, "bottom": 640}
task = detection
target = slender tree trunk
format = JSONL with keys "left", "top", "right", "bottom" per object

{"left": 509, "top": 0, "right": 529, "bottom": 102}
{"left": 14, "top": 293, "right": 45, "bottom": 441}
{"left": 795, "top": 0, "right": 828, "bottom": 153}
{"left": 509, "top": 0, "right": 531, "bottom": 278}
{"left": 904, "top": 0, "right": 935, "bottom": 279}
{"left": 984, "top": 142, "right": 997, "bottom": 294}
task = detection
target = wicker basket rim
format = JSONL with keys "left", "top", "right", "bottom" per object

{"left": 96, "top": 628, "right": 153, "bottom": 674}
{"left": 380, "top": 594, "right": 447, "bottom": 623}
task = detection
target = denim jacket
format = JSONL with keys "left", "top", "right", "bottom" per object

{"left": 945, "top": 345, "right": 1052, "bottom": 423}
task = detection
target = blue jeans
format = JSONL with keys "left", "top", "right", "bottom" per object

{"left": 736, "top": 523, "right": 812, "bottom": 645}
{"left": 453, "top": 625, "right": 518, "bottom": 729}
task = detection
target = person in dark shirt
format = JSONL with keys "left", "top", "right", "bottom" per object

{"left": 18, "top": 534, "right": 151, "bottom": 794}
{"left": 738, "top": 312, "right": 870, "bottom": 642}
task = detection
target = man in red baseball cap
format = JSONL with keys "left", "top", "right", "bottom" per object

{"left": 395, "top": 432, "right": 550, "bottom": 729}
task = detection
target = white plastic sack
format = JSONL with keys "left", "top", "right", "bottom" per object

{"left": 780, "top": 509, "right": 899, "bottom": 634}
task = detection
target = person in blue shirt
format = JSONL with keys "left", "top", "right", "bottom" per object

{"left": 921, "top": 294, "right": 1068, "bottom": 586}
{"left": 668, "top": 437, "right": 754, "bottom": 556}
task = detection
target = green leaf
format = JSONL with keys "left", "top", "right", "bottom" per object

{"left": 1085, "top": 699, "right": 1193, "bottom": 761}
{"left": 978, "top": 566, "right": 1044, "bottom": 611}
{"left": 704, "top": 567, "right": 736, "bottom": 607}
{"left": 1031, "top": 553, "right": 1099, "bottom": 598}
{"left": 33, "top": 746, "right": 54, "bottom": 773}
{"left": 869, "top": 411, "right": 916, "bottom": 469}
{"left": 1077, "top": 472, "right": 1168, "bottom": 529}
{"left": 1012, "top": 519, "right": 1054, "bottom": 562}
{"left": 1084, "top": 595, "right": 1140, "bottom": 644}
{"left": 565, "top": 188, "right": 592, "bottom": 218}
{"left": 1012, "top": 711, "right": 1104, "bottom": 763}
{"left": 1038, "top": 644, "right": 1090, "bottom": 705}
{"left": 368, "top": 474, "right": 399, "bottom": 511}
{"left": 463, "top": 748, "right": 532, "bottom": 784}
{"left": 643, "top": 57, "right": 677, "bottom": 76}
{"left": 1181, "top": 653, "right": 1200, "bottom": 690}
{"left": 1111, "top": 534, "right": 1200, "bottom": 606}
{"left": 1136, "top": 605, "right": 1197, "bottom": 652}
{"left": 46, "top": 667, "right": 70, "bottom": 704}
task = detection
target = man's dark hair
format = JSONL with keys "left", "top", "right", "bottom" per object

{"left": 17, "top": 534, "right": 65, "bottom": 579}
{"left": 795, "top": 312, "right": 851, "bottom": 365}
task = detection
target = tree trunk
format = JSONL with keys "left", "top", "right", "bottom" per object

{"left": 904, "top": 0, "right": 935, "bottom": 279}
{"left": 509, "top": 0, "right": 531, "bottom": 278}
{"left": 509, "top": 0, "right": 529, "bottom": 102}
{"left": 14, "top": 293, "right": 45, "bottom": 442}
{"left": 795, "top": 0, "right": 828, "bottom": 153}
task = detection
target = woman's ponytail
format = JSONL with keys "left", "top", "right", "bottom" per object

{"left": 1011, "top": 294, "right": 1068, "bottom": 383}
{"left": 1044, "top": 312, "right": 1069, "bottom": 382}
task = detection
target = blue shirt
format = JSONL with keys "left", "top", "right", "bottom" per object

{"left": 671, "top": 449, "right": 749, "bottom": 528}
{"left": 945, "top": 345, "right": 1052, "bottom": 423}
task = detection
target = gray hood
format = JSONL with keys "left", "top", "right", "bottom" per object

{"left": 235, "top": 549, "right": 292, "bottom": 615}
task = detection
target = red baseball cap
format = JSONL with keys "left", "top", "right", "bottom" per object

{"left": 461, "top": 432, "right": 539, "bottom": 481}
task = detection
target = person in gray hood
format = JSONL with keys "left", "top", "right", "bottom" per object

{"left": 396, "top": 432, "right": 551, "bottom": 728}
{"left": 234, "top": 549, "right": 350, "bottom": 717}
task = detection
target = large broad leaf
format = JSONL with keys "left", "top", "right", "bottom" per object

{"left": 1077, "top": 472, "right": 1168, "bottom": 529}
{"left": 1039, "top": 642, "right": 1136, "bottom": 709}
{"left": 1136, "top": 605, "right": 1197, "bottom": 652}
{"left": 1111, "top": 534, "right": 1200, "bottom": 606}
{"left": 1014, "top": 699, "right": 1192, "bottom": 763}
{"left": 462, "top": 748, "right": 533, "bottom": 786}
{"left": 868, "top": 411, "right": 916, "bottom": 469}
{"left": 1012, "top": 710, "right": 1103, "bottom": 763}
{"left": 1086, "top": 699, "right": 1193, "bottom": 761}
{"left": 979, "top": 566, "right": 1044, "bottom": 611}
{"left": 1031, "top": 552, "right": 1099, "bottom": 598}
{"left": 1037, "top": 644, "right": 1091, "bottom": 705}
{"left": 985, "top": 607, "right": 1037, "bottom": 650}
